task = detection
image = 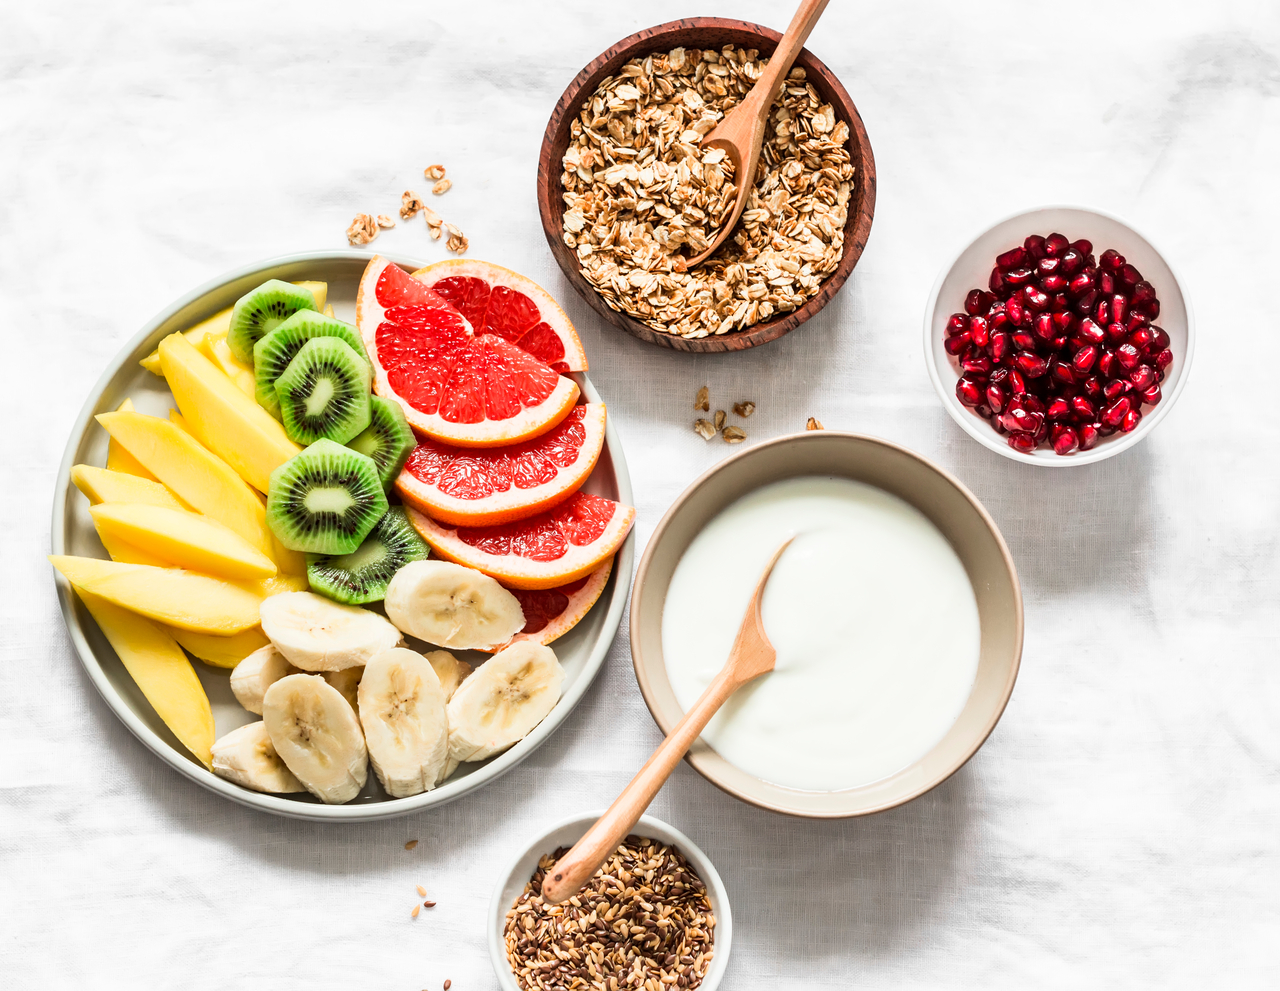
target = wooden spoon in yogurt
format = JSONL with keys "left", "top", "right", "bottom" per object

{"left": 540, "top": 537, "right": 794, "bottom": 905}
{"left": 677, "top": 0, "right": 832, "bottom": 271}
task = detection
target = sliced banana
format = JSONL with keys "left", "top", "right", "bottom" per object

{"left": 260, "top": 591, "right": 401, "bottom": 672}
{"left": 446, "top": 641, "right": 565, "bottom": 764}
{"left": 263, "top": 673, "right": 368, "bottom": 804}
{"left": 357, "top": 647, "right": 449, "bottom": 798}
{"left": 210, "top": 721, "right": 305, "bottom": 794}
{"left": 384, "top": 560, "right": 525, "bottom": 651}
{"left": 230, "top": 644, "right": 296, "bottom": 715}
{"left": 435, "top": 755, "right": 460, "bottom": 787}
{"left": 426, "top": 649, "right": 472, "bottom": 701}
{"left": 324, "top": 666, "right": 364, "bottom": 715}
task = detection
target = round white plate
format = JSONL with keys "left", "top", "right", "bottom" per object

{"left": 50, "top": 250, "right": 634, "bottom": 821}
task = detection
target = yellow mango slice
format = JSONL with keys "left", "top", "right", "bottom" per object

{"left": 166, "top": 625, "right": 271, "bottom": 670}
{"left": 140, "top": 307, "right": 232, "bottom": 375}
{"left": 168, "top": 409, "right": 197, "bottom": 438}
{"left": 323, "top": 303, "right": 335, "bottom": 318}
{"left": 233, "top": 573, "right": 310, "bottom": 598}
{"left": 158, "top": 333, "right": 300, "bottom": 494}
{"left": 72, "top": 587, "right": 214, "bottom": 767}
{"left": 71, "top": 465, "right": 186, "bottom": 511}
{"left": 50, "top": 556, "right": 262, "bottom": 634}
{"left": 106, "top": 398, "right": 158, "bottom": 480}
{"left": 95, "top": 530, "right": 170, "bottom": 567}
{"left": 96, "top": 410, "right": 273, "bottom": 555}
{"left": 89, "top": 504, "right": 278, "bottom": 581}
{"left": 296, "top": 281, "right": 328, "bottom": 311}
{"left": 201, "top": 334, "right": 257, "bottom": 399}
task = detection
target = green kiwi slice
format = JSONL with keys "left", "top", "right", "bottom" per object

{"left": 227, "top": 280, "right": 318, "bottom": 363}
{"left": 274, "top": 337, "right": 372, "bottom": 446}
{"left": 253, "top": 311, "right": 370, "bottom": 420}
{"left": 306, "top": 506, "right": 430, "bottom": 604}
{"left": 267, "top": 439, "right": 388, "bottom": 555}
{"left": 347, "top": 396, "right": 416, "bottom": 490}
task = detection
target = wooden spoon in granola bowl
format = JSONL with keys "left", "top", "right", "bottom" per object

{"left": 677, "top": 0, "right": 832, "bottom": 271}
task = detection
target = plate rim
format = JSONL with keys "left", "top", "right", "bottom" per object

{"left": 50, "top": 249, "right": 634, "bottom": 822}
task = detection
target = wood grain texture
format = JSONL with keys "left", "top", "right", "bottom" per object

{"left": 536, "top": 17, "right": 877, "bottom": 354}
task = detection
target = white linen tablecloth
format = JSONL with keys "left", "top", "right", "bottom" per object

{"left": 3, "top": 1, "right": 1277, "bottom": 986}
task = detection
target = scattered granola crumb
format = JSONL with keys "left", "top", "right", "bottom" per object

{"left": 411, "top": 903, "right": 421, "bottom": 919}
{"left": 733, "top": 401, "right": 755, "bottom": 417}
{"left": 400, "top": 191, "right": 425, "bottom": 219}
{"left": 806, "top": 417, "right": 824, "bottom": 430}
{"left": 346, "top": 213, "right": 378, "bottom": 246}
{"left": 722, "top": 426, "right": 746, "bottom": 443}
{"left": 694, "top": 418, "right": 716, "bottom": 440}
{"left": 713, "top": 410, "right": 726, "bottom": 432}
{"left": 376, "top": 214, "right": 396, "bottom": 229}
{"left": 445, "top": 224, "right": 469, "bottom": 254}
{"left": 405, "top": 840, "right": 419, "bottom": 850}
{"left": 694, "top": 385, "right": 710, "bottom": 411}
{"left": 432, "top": 178, "right": 452, "bottom": 195}
{"left": 425, "top": 164, "right": 446, "bottom": 180}
{"left": 416, "top": 885, "right": 427, "bottom": 897}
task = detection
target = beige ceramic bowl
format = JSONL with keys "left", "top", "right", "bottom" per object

{"left": 631, "top": 432, "right": 1023, "bottom": 818}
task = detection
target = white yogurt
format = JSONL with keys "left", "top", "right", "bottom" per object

{"left": 661, "top": 476, "right": 981, "bottom": 792}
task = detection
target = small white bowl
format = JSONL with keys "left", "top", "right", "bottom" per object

{"left": 924, "top": 205, "right": 1195, "bottom": 465}
{"left": 488, "top": 812, "right": 733, "bottom": 991}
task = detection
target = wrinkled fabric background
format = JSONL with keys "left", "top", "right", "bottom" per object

{"left": 2, "top": 1, "right": 1277, "bottom": 987}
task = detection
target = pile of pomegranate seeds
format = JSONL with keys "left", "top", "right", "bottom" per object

{"left": 946, "top": 232, "right": 1172, "bottom": 456}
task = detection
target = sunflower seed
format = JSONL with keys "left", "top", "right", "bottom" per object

{"left": 722, "top": 426, "right": 745, "bottom": 443}
{"left": 732, "top": 401, "right": 754, "bottom": 417}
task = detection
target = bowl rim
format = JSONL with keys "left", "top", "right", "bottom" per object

{"left": 536, "top": 15, "right": 877, "bottom": 353}
{"left": 630, "top": 430, "right": 1023, "bottom": 818}
{"left": 923, "top": 203, "right": 1197, "bottom": 466}
{"left": 49, "top": 248, "right": 635, "bottom": 822}
{"left": 487, "top": 810, "right": 733, "bottom": 991}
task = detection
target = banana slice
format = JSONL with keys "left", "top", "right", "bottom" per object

{"left": 324, "top": 666, "right": 364, "bottom": 715}
{"left": 426, "top": 649, "right": 472, "bottom": 701}
{"left": 259, "top": 591, "right": 400, "bottom": 671}
{"left": 435, "top": 755, "right": 460, "bottom": 787}
{"left": 263, "top": 673, "right": 368, "bottom": 804}
{"left": 384, "top": 560, "right": 525, "bottom": 651}
{"left": 210, "top": 721, "right": 305, "bottom": 794}
{"left": 446, "top": 641, "right": 564, "bottom": 764}
{"left": 357, "top": 647, "right": 448, "bottom": 798}
{"left": 229, "top": 644, "right": 297, "bottom": 715}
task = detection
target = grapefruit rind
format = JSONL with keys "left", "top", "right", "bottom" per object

{"left": 406, "top": 499, "right": 634, "bottom": 591}
{"left": 487, "top": 557, "right": 614, "bottom": 652}
{"left": 411, "top": 258, "right": 588, "bottom": 373}
{"left": 355, "top": 256, "right": 580, "bottom": 448}
{"left": 395, "top": 404, "right": 607, "bottom": 527}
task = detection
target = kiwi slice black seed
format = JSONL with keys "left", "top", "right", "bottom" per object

{"left": 227, "top": 280, "right": 317, "bottom": 363}
{"left": 306, "top": 506, "right": 430, "bottom": 604}
{"left": 253, "top": 311, "right": 370, "bottom": 420}
{"left": 347, "top": 396, "right": 416, "bottom": 490}
{"left": 267, "top": 439, "right": 388, "bottom": 555}
{"left": 275, "top": 337, "right": 372, "bottom": 446}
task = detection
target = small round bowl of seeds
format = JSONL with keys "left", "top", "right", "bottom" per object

{"left": 489, "top": 812, "right": 732, "bottom": 991}
{"left": 538, "top": 17, "right": 876, "bottom": 353}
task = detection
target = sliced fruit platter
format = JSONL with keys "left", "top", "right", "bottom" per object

{"left": 51, "top": 252, "right": 635, "bottom": 820}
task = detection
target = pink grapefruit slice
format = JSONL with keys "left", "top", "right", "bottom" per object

{"left": 396, "top": 403, "right": 607, "bottom": 526}
{"left": 406, "top": 491, "right": 634, "bottom": 590}
{"left": 485, "top": 557, "right": 614, "bottom": 652}
{"left": 411, "top": 259, "right": 587, "bottom": 373}
{"left": 356, "top": 256, "right": 579, "bottom": 447}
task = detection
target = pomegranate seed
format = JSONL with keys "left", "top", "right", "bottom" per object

{"left": 1084, "top": 376, "right": 1103, "bottom": 399}
{"left": 1051, "top": 424, "right": 1080, "bottom": 456}
{"left": 1047, "top": 397, "right": 1071, "bottom": 421}
{"left": 1106, "top": 322, "right": 1129, "bottom": 344}
{"left": 1052, "top": 311, "right": 1075, "bottom": 335}
{"left": 1072, "top": 344, "right": 1098, "bottom": 373}
{"left": 1071, "top": 395, "right": 1096, "bottom": 420}
{"left": 1121, "top": 408, "right": 1142, "bottom": 432}
{"left": 997, "top": 246, "right": 1028, "bottom": 270}
{"left": 1052, "top": 293, "right": 1070, "bottom": 312}
{"left": 1023, "top": 395, "right": 1046, "bottom": 415}
{"left": 1037, "top": 257, "right": 1061, "bottom": 275}
{"left": 1116, "top": 343, "right": 1141, "bottom": 370}
{"left": 1041, "top": 274, "right": 1068, "bottom": 293}
{"left": 1059, "top": 250, "right": 1084, "bottom": 276}
{"left": 1012, "top": 330, "right": 1036, "bottom": 351}
{"left": 946, "top": 313, "right": 969, "bottom": 336}
{"left": 1103, "top": 378, "right": 1128, "bottom": 401}
{"left": 1100, "top": 249, "right": 1124, "bottom": 272}
{"left": 1074, "top": 289, "right": 1099, "bottom": 315}
{"left": 1006, "top": 294, "right": 1027, "bottom": 326}
{"left": 1024, "top": 234, "right": 1047, "bottom": 260}
{"left": 1095, "top": 298, "right": 1111, "bottom": 324}
{"left": 1101, "top": 396, "right": 1132, "bottom": 428}
{"left": 969, "top": 315, "right": 990, "bottom": 347}
{"left": 999, "top": 398, "right": 1042, "bottom": 433}
{"left": 1045, "top": 233, "right": 1070, "bottom": 257}
{"left": 1131, "top": 281, "right": 1156, "bottom": 306}
{"left": 1051, "top": 360, "right": 1076, "bottom": 386}
{"left": 1033, "top": 313, "right": 1055, "bottom": 340}
{"left": 1005, "top": 267, "right": 1033, "bottom": 288}
{"left": 989, "top": 268, "right": 1007, "bottom": 295}
{"left": 1097, "top": 350, "right": 1118, "bottom": 378}
{"left": 1008, "top": 432, "right": 1037, "bottom": 454}
{"left": 1071, "top": 239, "right": 1093, "bottom": 256}
{"left": 1078, "top": 318, "right": 1106, "bottom": 344}
{"left": 988, "top": 331, "right": 1012, "bottom": 361}
{"left": 1141, "top": 383, "right": 1162, "bottom": 405}
{"left": 1125, "top": 310, "right": 1149, "bottom": 334}
{"left": 964, "top": 290, "right": 986, "bottom": 315}
{"left": 956, "top": 376, "right": 984, "bottom": 407}
{"left": 986, "top": 383, "right": 1007, "bottom": 413}
{"left": 1078, "top": 422, "right": 1100, "bottom": 450}
{"left": 1050, "top": 334, "right": 1069, "bottom": 352}
{"left": 1154, "top": 347, "right": 1173, "bottom": 370}
{"left": 1014, "top": 351, "right": 1049, "bottom": 377}
{"left": 963, "top": 354, "right": 993, "bottom": 375}
{"left": 944, "top": 332, "right": 971, "bottom": 356}
{"left": 1069, "top": 272, "right": 1094, "bottom": 296}
{"left": 1007, "top": 369, "right": 1027, "bottom": 395}
{"left": 1130, "top": 364, "right": 1156, "bottom": 390}
{"left": 1023, "top": 285, "right": 1050, "bottom": 311}
{"left": 1128, "top": 329, "right": 1153, "bottom": 353}
{"left": 1141, "top": 298, "right": 1161, "bottom": 319}
{"left": 1098, "top": 271, "right": 1116, "bottom": 296}
{"left": 1151, "top": 327, "right": 1170, "bottom": 350}
{"left": 989, "top": 308, "right": 1009, "bottom": 331}
{"left": 1111, "top": 294, "right": 1128, "bottom": 327}
{"left": 1120, "top": 264, "right": 1141, "bottom": 291}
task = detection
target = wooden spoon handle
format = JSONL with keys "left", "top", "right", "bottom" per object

{"left": 751, "top": 0, "right": 832, "bottom": 107}
{"left": 540, "top": 669, "right": 738, "bottom": 904}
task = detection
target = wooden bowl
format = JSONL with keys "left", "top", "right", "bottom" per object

{"left": 537, "top": 17, "right": 877, "bottom": 353}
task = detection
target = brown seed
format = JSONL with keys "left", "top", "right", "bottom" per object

{"left": 693, "top": 386, "right": 709, "bottom": 412}
{"left": 732, "top": 401, "right": 755, "bottom": 418}
{"left": 693, "top": 419, "right": 715, "bottom": 441}
{"left": 806, "top": 417, "right": 824, "bottom": 430}
{"left": 417, "top": 885, "right": 427, "bottom": 897}
{"left": 712, "top": 410, "right": 725, "bottom": 431}
{"left": 405, "top": 840, "right": 419, "bottom": 850}
{"left": 444, "top": 983, "right": 452, "bottom": 990}
{"left": 423, "top": 900, "right": 437, "bottom": 908}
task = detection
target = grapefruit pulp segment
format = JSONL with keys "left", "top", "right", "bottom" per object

{"left": 486, "top": 557, "right": 614, "bottom": 652}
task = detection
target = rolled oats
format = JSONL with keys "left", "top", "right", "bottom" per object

{"left": 375, "top": 214, "right": 396, "bottom": 229}
{"left": 425, "top": 164, "right": 446, "bottom": 180}
{"left": 693, "top": 418, "right": 716, "bottom": 440}
{"left": 732, "top": 401, "right": 755, "bottom": 417}
{"left": 561, "top": 47, "right": 854, "bottom": 339}
{"left": 432, "top": 178, "right": 452, "bottom": 195}
{"left": 346, "top": 213, "right": 379, "bottom": 246}
{"left": 400, "top": 190, "right": 425, "bottom": 219}
{"left": 722, "top": 426, "right": 746, "bottom": 443}
{"left": 445, "top": 224, "right": 469, "bottom": 254}
{"left": 694, "top": 385, "right": 710, "bottom": 411}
